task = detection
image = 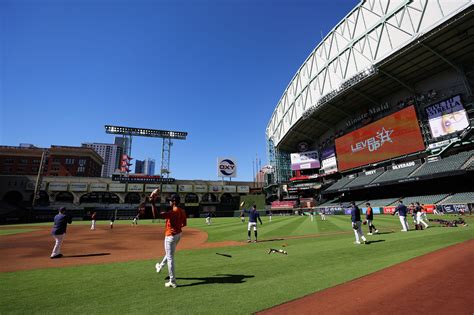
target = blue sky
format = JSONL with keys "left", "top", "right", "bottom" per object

{"left": 1, "top": 0, "right": 359, "bottom": 181}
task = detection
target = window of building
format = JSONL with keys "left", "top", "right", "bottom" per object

{"left": 4, "top": 159, "right": 14, "bottom": 164}
{"left": 79, "top": 159, "right": 86, "bottom": 166}
{"left": 65, "top": 158, "right": 75, "bottom": 165}
{"left": 78, "top": 166, "right": 85, "bottom": 173}
{"left": 19, "top": 159, "right": 28, "bottom": 164}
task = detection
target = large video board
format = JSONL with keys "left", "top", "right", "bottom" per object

{"left": 425, "top": 95, "right": 469, "bottom": 138}
{"left": 335, "top": 106, "right": 425, "bottom": 172}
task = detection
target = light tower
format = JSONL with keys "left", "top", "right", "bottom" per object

{"left": 105, "top": 125, "right": 188, "bottom": 178}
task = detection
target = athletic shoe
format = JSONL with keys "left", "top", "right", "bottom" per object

{"left": 401, "top": 229, "right": 408, "bottom": 232}
{"left": 155, "top": 263, "right": 162, "bottom": 273}
{"left": 367, "top": 232, "right": 373, "bottom": 235}
{"left": 354, "top": 241, "right": 361, "bottom": 245}
{"left": 165, "top": 282, "right": 177, "bottom": 288}
{"left": 247, "top": 239, "right": 251, "bottom": 243}
{"left": 50, "top": 254, "right": 63, "bottom": 259}
{"left": 374, "top": 230, "right": 379, "bottom": 234}
{"left": 253, "top": 240, "right": 257, "bottom": 243}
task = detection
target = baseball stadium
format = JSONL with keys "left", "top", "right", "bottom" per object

{"left": 1, "top": 1, "right": 474, "bottom": 314}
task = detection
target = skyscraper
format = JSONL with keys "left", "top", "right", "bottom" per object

{"left": 82, "top": 143, "right": 120, "bottom": 177}
{"left": 135, "top": 160, "right": 144, "bottom": 174}
{"left": 143, "top": 158, "right": 155, "bottom": 175}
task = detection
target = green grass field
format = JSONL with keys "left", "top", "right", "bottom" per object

{"left": 1, "top": 214, "right": 473, "bottom": 314}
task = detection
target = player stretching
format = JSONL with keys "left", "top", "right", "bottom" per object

{"left": 155, "top": 194, "right": 187, "bottom": 288}
{"left": 244, "top": 205, "right": 263, "bottom": 243}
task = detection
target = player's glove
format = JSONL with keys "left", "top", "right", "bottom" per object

{"left": 363, "top": 220, "right": 367, "bottom": 225}
{"left": 352, "top": 223, "right": 357, "bottom": 230}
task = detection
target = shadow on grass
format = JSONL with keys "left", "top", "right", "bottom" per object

{"left": 175, "top": 274, "right": 255, "bottom": 287}
{"left": 375, "top": 231, "right": 394, "bottom": 235}
{"left": 365, "top": 240, "right": 385, "bottom": 245}
{"left": 256, "top": 238, "right": 285, "bottom": 243}
{"left": 64, "top": 253, "right": 111, "bottom": 258}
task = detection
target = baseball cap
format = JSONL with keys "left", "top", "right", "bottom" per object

{"left": 59, "top": 207, "right": 66, "bottom": 212}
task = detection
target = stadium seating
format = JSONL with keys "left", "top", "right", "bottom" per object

{"left": 372, "top": 165, "right": 420, "bottom": 184}
{"left": 388, "top": 194, "right": 449, "bottom": 205}
{"left": 325, "top": 176, "right": 356, "bottom": 191}
{"left": 344, "top": 172, "right": 383, "bottom": 188}
{"left": 363, "top": 198, "right": 400, "bottom": 207}
{"left": 411, "top": 150, "right": 474, "bottom": 177}
{"left": 438, "top": 192, "right": 474, "bottom": 205}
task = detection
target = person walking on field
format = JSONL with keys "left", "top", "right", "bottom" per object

{"left": 365, "top": 203, "right": 379, "bottom": 235}
{"left": 393, "top": 200, "right": 409, "bottom": 231}
{"left": 244, "top": 205, "right": 263, "bottom": 242}
{"left": 415, "top": 202, "right": 429, "bottom": 229}
{"left": 155, "top": 194, "right": 187, "bottom": 288}
{"left": 90, "top": 211, "right": 97, "bottom": 230}
{"left": 50, "top": 207, "right": 72, "bottom": 259}
{"left": 350, "top": 201, "right": 367, "bottom": 245}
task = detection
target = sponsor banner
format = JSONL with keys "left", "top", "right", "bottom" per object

{"left": 290, "top": 150, "right": 320, "bottom": 171}
{"left": 438, "top": 204, "right": 468, "bottom": 214}
{"left": 194, "top": 184, "right": 207, "bottom": 193}
{"left": 145, "top": 184, "right": 161, "bottom": 193}
{"left": 178, "top": 184, "right": 193, "bottom": 193}
{"left": 336, "top": 106, "right": 425, "bottom": 172}
{"left": 223, "top": 186, "right": 237, "bottom": 193}
{"left": 162, "top": 184, "right": 177, "bottom": 193}
{"left": 89, "top": 183, "right": 107, "bottom": 192}
{"left": 109, "top": 183, "right": 126, "bottom": 192}
{"left": 425, "top": 95, "right": 469, "bottom": 138}
{"left": 48, "top": 182, "right": 68, "bottom": 191}
{"left": 422, "top": 204, "right": 435, "bottom": 214}
{"left": 217, "top": 157, "right": 237, "bottom": 178}
{"left": 383, "top": 206, "right": 396, "bottom": 214}
{"left": 69, "top": 183, "right": 88, "bottom": 192}
{"left": 209, "top": 185, "right": 222, "bottom": 193}
{"left": 428, "top": 138, "right": 459, "bottom": 150}
{"left": 26, "top": 182, "right": 47, "bottom": 191}
{"left": 387, "top": 159, "right": 421, "bottom": 171}
{"left": 361, "top": 207, "right": 381, "bottom": 214}
{"left": 360, "top": 167, "right": 385, "bottom": 176}
{"left": 321, "top": 146, "right": 336, "bottom": 160}
{"left": 237, "top": 186, "right": 250, "bottom": 193}
{"left": 127, "top": 184, "right": 143, "bottom": 192}
{"left": 112, "top": 174, "right": 174, "bottom": 183}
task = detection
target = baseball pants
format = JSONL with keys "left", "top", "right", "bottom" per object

{"left": 399, "top": 215, "right": 409, "bottom": 231}
{"left": 352, "top": 221, "right": 367, "bottom": 243}
{"left": 51, "top": 233, "right": 65, "bottom": 257}
{"left": 158, "top": 233, "right": 182, "bottom": 284}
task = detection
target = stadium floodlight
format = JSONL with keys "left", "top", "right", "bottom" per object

{"left": 104, "top": 125, "right": 188, "bottom": 178}
{"left": 105, "top": 125, "right": 187, "bottom": 140}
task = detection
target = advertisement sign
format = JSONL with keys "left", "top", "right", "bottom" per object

{"left": 361, "top": 207, "right": 381, "bottom": 214}
{"left": 425, "top": 95, "right": 469, "bottom": 138}
{"left": 335, "top": 106, "right": 425, "bottom": 172}
{"left": 69, "top": 183, "right": 88, "bottom": 192}
{"left": 217, "top": 157, "right": 237, "bottom": 178}
{"left": 438, "top": 204, "right": 468, "bottom": 214}
{"left": 383, "top": 206, "right": 396, "bottom": 214}
{"left": 89, "top": 183, "right": 107, "bottom": 192}
{"left": 223, "top": 185, "right": 237, "bottom": 193}
{"left": 48, "top": 182, "right": 68, "bottom": 191}
{"left": 387, "top": 160, "right": 421, "bottom": 171}
{"left": 194, "top": 184, "right": 207, "bottom": 193}
{"left": 320, "top": 147, "right": 338, "bottom": 173}
{"left": 26, "top": 182, "right": 47, "bottom": 191}
{"left": 237, "top": 186, "right": 250, "bottom": 193}
{"left": 109, "top": 183, "right": 126, "bottom": 192}
{"left": 127, "top": 184, "right": 143, "bottom": 192}
{"left": 162, "top": 184, "right": 177, "bottom": 193}
{"left": 145, "top": 184, "right": 161, "bottom": 193}
{"left": 178, "top": 185, "right": 194, "bottom": 193}
{"left": 290, "top": 150, "right": 320, "bottom": 171}
{"left": 209, "top": 185, "right": 222, "bottom": 193}
{"left": 112, "top": 174, "right": 174, "bottom": 183}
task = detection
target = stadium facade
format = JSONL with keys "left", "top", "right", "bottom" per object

{"left": 266, "top": 0, "right": 473, "bottom": 213}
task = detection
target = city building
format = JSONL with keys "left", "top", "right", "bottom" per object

{"left": 143, "top": 158, "right": 155, "bottom": 175}
{"left": 0, "top": 145, "right": 103, "bottom": 177}
{"left": 135, "top": 160, "right": 144, "bottom": 174}
{"left": 82, "top": 143, "right": 121, "bottom": 177}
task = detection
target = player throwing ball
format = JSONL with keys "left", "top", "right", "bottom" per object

{"left": 243, "top": 205, "right": 263, "bottom": 242}
{"left": 155, "top": 194, "right": 187, "bottom": 288}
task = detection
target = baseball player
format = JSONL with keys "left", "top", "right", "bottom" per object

{"left": 50, "top": 207, "right": 72, "bottom": 258}
{"left": 415, "top": 202, "right": 429, "bottom": 229}
{"left": 350, "top": 201, "right": 367, "bottom": 245}
{"left": 244, "top": 205, "right": 263, "bottom": 242}
{"left": 154, "top": 194, "right": 187, "bottom": 288}
{"left": 320, "top": 209, "right": 326, "bottom": 221}
{"left": 205, "top": 212, "right": 212, "bottom": 225}
{"left": 393, "top": 200, "right": 409, "bottom": 231}
{"left": 310, "top": 210, "right": 314, "bottom": 222}
{"left": 109, "top": 212, "right": 116, "bottom": 229}
{"left": 268, "top": 210, "right": 272, "bottom": 222}
{"left": 90, "top": 211, "right": 97, "bottom": 230}
{"left": 365, "top": 202, "right": 379, "bottom": 235}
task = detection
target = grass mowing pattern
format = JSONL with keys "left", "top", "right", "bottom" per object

{"left": 0, "top": 228, "right": 39, "bottom": 236}
{"left": 1, "top": 215, "right": 473, "bottom": 314}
